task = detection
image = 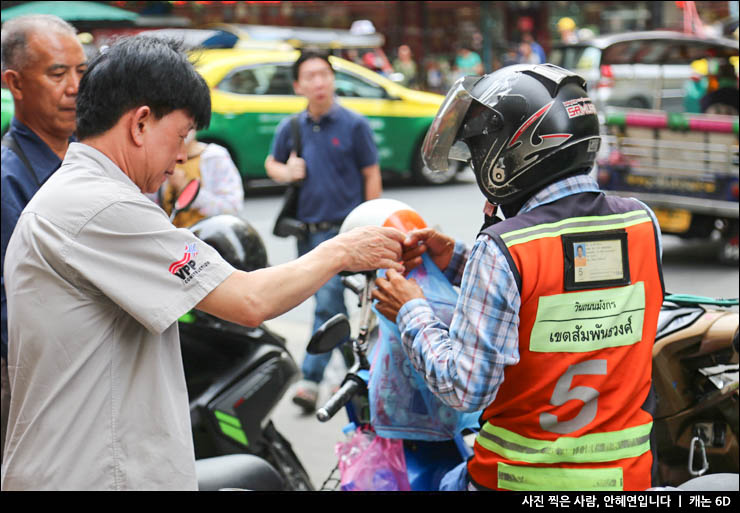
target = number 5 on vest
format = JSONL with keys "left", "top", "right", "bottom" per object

{"left": 540, "top": 360, "right": 607, "bottom": 435}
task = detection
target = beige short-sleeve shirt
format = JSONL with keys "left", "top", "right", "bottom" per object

{"left": 2, "top": 143, "right": 235, "bottom": 490}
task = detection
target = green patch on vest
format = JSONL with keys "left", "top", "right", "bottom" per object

{"left": 530, "top": 283, "right": 645, "bottom": 353}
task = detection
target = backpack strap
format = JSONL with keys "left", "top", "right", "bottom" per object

{"left": 290, "top": 114, "right": 302, "bottom": 157}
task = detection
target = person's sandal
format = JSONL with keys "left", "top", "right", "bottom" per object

{"left": 291, "top": 380, "right": 319, "bottom": 412}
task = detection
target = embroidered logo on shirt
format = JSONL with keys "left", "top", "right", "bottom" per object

{"left": 332, "top": 137, "right": 340, "bottom": 147}
{"left": 169, "top": 243, "right": 209, "bottom": 283}
{"left": 169, "top": 243, "right": 197, "bottom": 274}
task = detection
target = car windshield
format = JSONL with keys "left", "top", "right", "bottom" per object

{"left": 551, "top": 38, "right": 739, "bottom": 70}
{"left": 335, "top": 71, "right": 388, "bottom": 98}
{"left": 217, "top": 61, "right": 389, "bottom": 99}
{"left": 218, "top": 64, "right": 294, "bottom": 95}
{"left": 601, "top": 39, "right": 738, "bottom": 65}
{"left": 550, "top": 45, "right": 601, "bottom": 71}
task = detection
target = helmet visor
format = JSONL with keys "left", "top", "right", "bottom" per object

{"left": 421, "top": 76, "right": 479, "bottom": 173}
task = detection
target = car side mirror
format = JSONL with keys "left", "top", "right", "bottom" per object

{"left": 307, "top": 313, "right": 351, "bottom": 354}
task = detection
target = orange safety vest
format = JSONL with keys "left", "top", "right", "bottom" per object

{"left": 467, "top": 192, "right": 664, "bottom": 491}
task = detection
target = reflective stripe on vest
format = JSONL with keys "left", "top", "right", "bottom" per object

{"left": 476, "top": 421, "right": 653, "bottom": 464}
{"left": 500, "top": 210, "right": 652, "bottom": 247}
{"left": 497, "top": 463, "right": 624, "bottom": 491}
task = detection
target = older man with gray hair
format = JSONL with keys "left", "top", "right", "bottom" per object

{"left": 1, "top": 14, "right": 87, "bottom": 465}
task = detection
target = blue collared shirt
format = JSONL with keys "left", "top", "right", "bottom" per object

{"left": 1, "top": 118, "right": 68, "bottom": 357}
{"left": 396, "top": 174, "right": 662, "bottom": 413}
{"left": 270, "top": 102, "right": 378, "bottom": 223}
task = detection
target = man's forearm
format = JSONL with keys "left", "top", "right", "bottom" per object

{"left": 197, "top": 239, "right": 348, "bottom": 327}
{"left": 196, "top": 225, "right": 405, "bottom": 327}
{"left": 362, "top": 164, "right": 382, "bottom": 200}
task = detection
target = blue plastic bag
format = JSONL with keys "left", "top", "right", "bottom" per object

{"left": 369, "top": 253, "right": 481, "bottom": 441}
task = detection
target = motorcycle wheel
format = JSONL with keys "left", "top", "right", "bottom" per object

{"left": 261, "top": 420, "right": 315, "bottom": 491}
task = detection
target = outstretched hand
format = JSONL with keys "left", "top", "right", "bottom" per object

{"left": 334, "top": 226, "right": 406, "bottom": 273}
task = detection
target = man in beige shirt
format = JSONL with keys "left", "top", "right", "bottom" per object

{"left": 2, "top": 36, "right": 404, "bottom": 491}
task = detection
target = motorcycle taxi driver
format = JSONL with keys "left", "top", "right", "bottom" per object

{"left": 372, "top": 64, "right": 665, "bottom": 491}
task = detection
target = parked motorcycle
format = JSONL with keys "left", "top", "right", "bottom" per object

{"left": 653, "top": 294, "right": 738, "bottom": 487}
{"left": 182, "top": 304, "right": 313, "bottom": 491}
{"left": 170, "top": 180, "right": 314, "bottom": 491}
{"left": 195, "top": 453, "right": 285, "bottom": 491}
{"left": 306, "top": 271, "right": 472, "bottom": 491}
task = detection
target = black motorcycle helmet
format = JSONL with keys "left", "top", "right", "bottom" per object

{"left": 422, "top": 64, "right": 601, "bottom": 206}
{"left": 189, "top": 215, "right": 268, "bottom": 272}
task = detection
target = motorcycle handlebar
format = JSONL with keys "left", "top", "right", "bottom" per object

{"left": 316, "top": 377, "right": 362, "bottom": 422}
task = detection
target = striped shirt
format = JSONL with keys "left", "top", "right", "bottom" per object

{"left": 396, "top": 174, "right": 661, "bottom": 413}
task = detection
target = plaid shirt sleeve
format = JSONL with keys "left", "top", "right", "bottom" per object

{"left": 396, "top": 233, "right": 521, "bottom": 412}
{"left": 442, "top": 241, "right": 470, "bottom": 287}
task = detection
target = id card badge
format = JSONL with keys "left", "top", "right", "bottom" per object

{"left": 562, "top": 231, "right": 630, "bottom": 291}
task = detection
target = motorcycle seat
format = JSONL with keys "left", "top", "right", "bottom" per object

{"left": 195, "top": 454, "right": 284, "bottom": 491}
{"left": 656, "top": 305, "right": 704, "bottom": 341}
{"left": 678, "top": 473, "right": 739, "bottom": 491}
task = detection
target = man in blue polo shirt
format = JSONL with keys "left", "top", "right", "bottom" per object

{"left": 265, "top": 50, "right": 382, "bottom": 412}
{"left": 1, "top": 14, "right": 87, "bottom": 460}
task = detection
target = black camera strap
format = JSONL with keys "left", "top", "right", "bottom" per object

{"left": 290, "top": 114, "right": 302, "bottom": 157}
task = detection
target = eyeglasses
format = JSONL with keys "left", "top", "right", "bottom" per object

{"left": 299, "top": 69, "right": 334, "bottom": 83}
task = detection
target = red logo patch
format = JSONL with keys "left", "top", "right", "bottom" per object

{"left": 169, "top": 243, "right": 198, "bottom": 275}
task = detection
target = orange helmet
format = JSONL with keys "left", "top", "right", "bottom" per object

{"left": 340, "top": 199, "right": 427, "bottom": 235}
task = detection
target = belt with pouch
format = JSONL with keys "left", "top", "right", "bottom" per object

{"left": 305, "top": 221, "right": 343, "bottom": 233}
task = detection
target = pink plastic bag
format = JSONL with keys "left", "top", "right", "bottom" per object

{"left": 335, "top": 428, "right": 411, "bottom": 491}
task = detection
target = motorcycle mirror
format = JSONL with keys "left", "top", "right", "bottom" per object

{"left": 170, "top": 179, "right": 201, "bottom": 222}
{"left": 307, "top": 313, "right": 351, "bottom": 354}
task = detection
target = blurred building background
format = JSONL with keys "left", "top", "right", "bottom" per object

{"left": 2, "top": 1, "right": 738, "bottom": 93}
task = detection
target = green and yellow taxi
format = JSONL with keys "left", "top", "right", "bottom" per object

{"left": 191, "top": 48, "right": 459, "bottom": 186}
{"left": 1, "top": 87, "right": 13, "bottom": 135}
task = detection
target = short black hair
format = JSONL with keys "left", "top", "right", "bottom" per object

{"left": 292, "top": 49, "right": 334, "bottom": 81}
{"left": 75, "top": 36, "right": 211, "bottom": 140}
